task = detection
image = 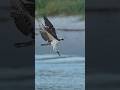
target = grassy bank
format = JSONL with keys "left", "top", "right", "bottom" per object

{"left": 35, "top": 0, "right": 85, "bottom": 16}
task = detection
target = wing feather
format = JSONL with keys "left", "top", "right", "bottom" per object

{"left": 43, "top": 17, "right": 59, "bottom": 40}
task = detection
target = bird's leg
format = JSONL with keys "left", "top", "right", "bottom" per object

{"left": 14, "top": 40, "right": 34, "bottom": 48}
{"left": 56, "top": 50, "right": 61, "bottom": 56}
{"left": 56, "top": 47, "right": 61, "bottom": 56}
{"left": 41, "top": 43, "right": 50, "bottom": 46}
{"left": 51, "top": 41, "right": 61, "bottom": 56}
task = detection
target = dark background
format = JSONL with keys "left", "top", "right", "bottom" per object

{"left": 86, "top": 0, "right": 120, "bottom": 90}
{"left": 0, "top": 0, "right": 34, "bottom": 90}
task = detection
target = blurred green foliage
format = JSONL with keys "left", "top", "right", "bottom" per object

{"left": 35, "top": 0, "right": 85, "bottom": 16}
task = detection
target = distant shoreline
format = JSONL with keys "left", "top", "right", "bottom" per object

{"left": 36, "top": 0, "right": 85, "bottom": 16}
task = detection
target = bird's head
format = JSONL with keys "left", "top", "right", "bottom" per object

{"left": 60, "top": 38, "right": 64, "bottom": 40}
{"left": 59, "top": 38, "right": 64, "bottom": 41}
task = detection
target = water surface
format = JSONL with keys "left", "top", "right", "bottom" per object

{"left": 35, "top": 18, "right": 85, "bottom": 90}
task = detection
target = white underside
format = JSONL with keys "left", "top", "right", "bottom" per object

{"left": 43, "top": 31, "right": 59, "bottom": 51}
{"left": 51, "top": 39, "right": 59, "bottom": 51}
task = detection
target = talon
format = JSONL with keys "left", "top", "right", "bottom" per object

{"left": 57, "top": 51, "right": 60, "bottom": 56}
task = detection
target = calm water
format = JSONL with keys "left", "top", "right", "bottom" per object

{"left": 35, "top": 29, "right": 85, "bottom": 90}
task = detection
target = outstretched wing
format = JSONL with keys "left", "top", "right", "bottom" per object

{"left": 10, "top": 0, "right": 34, "bottom": 38}
{"left": 44, "top": 16, "right": 54, "bottom": 28}
{"left": 43, "top": 16, "right": 59, "bottom": 40}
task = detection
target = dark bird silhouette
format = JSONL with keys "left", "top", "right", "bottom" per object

{"left": 10, "top": 0, "right": 35, "bottom": 47}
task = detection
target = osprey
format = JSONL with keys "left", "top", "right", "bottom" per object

{"left": 39, "top": 17, "right": 64, "bottom": 56}
{"left": 10, "top": 0, "right": 34, "bottom": 47}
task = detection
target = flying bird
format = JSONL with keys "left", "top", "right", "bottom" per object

{"left": 10, "top": 0, "right": 34, "bottom": 47}
{"left": 39, "top": 16, "right": 64, "bottom": 56}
